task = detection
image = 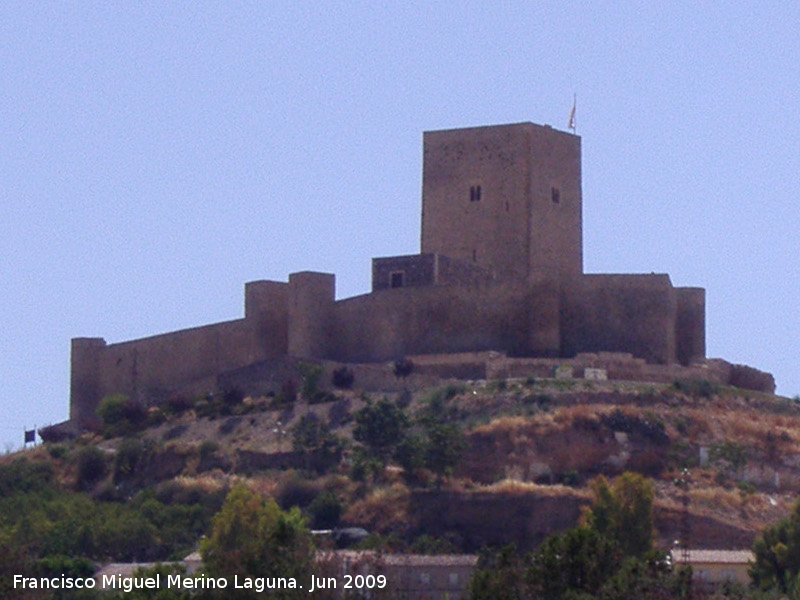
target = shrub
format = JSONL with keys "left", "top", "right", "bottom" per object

{"left": 444, "top": 383, "right": 467, "bottom": 399}
{"left": 309, "top": 491, "right": 343, "bottom": 529}
{"left": 274, "top": 379, "right": 297, "bottom": 406}
{"left": 332, "top": 366, "right": 355, "bottom": 390}
{"left": 393, "top": 358, "right": 414, "bottom": 379}
{"left": 95, "top": 394, "right": 147, "bottom": 437}
{"left": 300, "top": 362, "right": 324, "bottom": 401}
{"left": 76, "top": 446, "right": 107, "bottom": 489}
{"left": 146, "top": 408, "right": 167, "bottom": 427}
{"left": 710, "top": 440, "right": 748, "bottom": 473}
{"left": 292, "top": 414, "right": 329, "bottom": 453}
{"left": 0, "top": 458, "right": 54, "bottom": 495}
{"left": 601, "top": 409, "right": 669, "bottom": 445}
{"left": 114, "top": 438, "right": 145, "bottom": 482}
{"left": 560, "top": 470, "right": 581, "bottom": 487}
{"left": 522, "top": 393, "right": 552, "bottom": 408}
{"left": 222, "top": 387, "right": 245, "bottom": 406}
{"left": 672, "top": 378, "right": 720, "bottom": 398}
{"left": 667, "top": 440, "right": 698, "bottom": 470}
{"left": 410, "top": 534, "right": 459, "bottom": 555}
{"left": 349, "top": 449, "right": 383, "bottom": 482}
{"left": 47, "top": 444, "right": 70, "bottom": 460}
{"left": 165, "top": 393, "right": 194, "bottom": 415}
{"left": 199, "top": 440, "right": 219, "bottom": 461}
{"left": 274, "top": 471, "right": 320, "bottom": 509}
{"left": 737, "top": 480, "right": 756, "bottom": 495}
{"left": 490, "top": 378, "right": 508, "bottom": 392}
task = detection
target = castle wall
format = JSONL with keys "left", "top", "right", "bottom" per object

{"left": 372, "top": 254, "right": 436, "bottom": 291}
{"left": 245, "top": 280, "right": 290, "bottom": 358}
{"left": 372, "top": 253, "right": 495, "bottom": 291}
{"left": 70, "top": 281, "right": 290, "bottom": 428}
{"left": 676, "top": 287, "right": 705, "bottom": 365}
{"left": 93, "top": 320, "right": 259, "bottom": 408}
{"left": 288, "top": 272, "right": 335, "bottom": 359}
{"left": 435, "top": 254, "right": 495, "bottom": 287}
{"left": 559, "top": 274, "right": 677, "bottom": 364}
{"left": 70, "top": 338, "right": 106, "bottom": 428}
{"left": 329, "top": 281, "right": 556, "bottom": 362}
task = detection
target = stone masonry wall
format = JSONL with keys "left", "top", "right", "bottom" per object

{"left": 421, "top": 123, "right": 582, "bottom": 281}
{"left": 559, "top": 274, "right": 678, "bottom": 364}
{"left": 330, "top": 281, "right": 553, "bottom": 362}
{"left": 70, "top": 280, "right": 289, "bottom": 428}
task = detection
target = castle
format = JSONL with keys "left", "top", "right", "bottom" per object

{"left": 67, "top": 121, "right": 771, "bottom": 430}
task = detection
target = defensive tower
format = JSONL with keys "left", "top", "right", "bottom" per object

{"left": 421, "top": 122, "right": 582, "bottom": 281}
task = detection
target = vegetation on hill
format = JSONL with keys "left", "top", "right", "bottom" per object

{"left": 4, "top": 375, "right": 800, "bottom": 598}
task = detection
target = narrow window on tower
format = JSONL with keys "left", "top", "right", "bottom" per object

{"left": 551, "top": 187, "right": 560, "bottom": 204}
{"left": 390, "top": 271, "right": 405, "bottom": 288}
{"left": 470, "top": 185, "right": 482, "bottom": 202}
{"left": 472, "top": 249, "right": 477, "bottom": 262}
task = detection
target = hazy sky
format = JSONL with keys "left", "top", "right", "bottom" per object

{"left": 2, "top": 2, "right": 799, "bottom": 451}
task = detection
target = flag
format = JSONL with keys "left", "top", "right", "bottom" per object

{"left": 568, "top": 95, "right": 576, "bottom": 132}
{"left": 24, "top": 429, "right": 35, "bottom": 444}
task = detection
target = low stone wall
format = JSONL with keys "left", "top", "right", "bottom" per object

{"left": 190, "top": 350, "right": 775, "bottom": 409}
{"left": 328, "top": 352, "right": 776, "bottom": 395}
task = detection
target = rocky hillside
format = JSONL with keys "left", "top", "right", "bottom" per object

{"left": 18, "top": 376, "right": 800, "bottom": 554}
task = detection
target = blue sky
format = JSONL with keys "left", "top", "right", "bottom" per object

{"left": 2, "top": 2, "right": 799, "bottom": 451}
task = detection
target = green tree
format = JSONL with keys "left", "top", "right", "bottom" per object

{"left": 597, "top": 553, "right": 687, "bottom": 600}
{"left": 292, "top": 414, "right": 330, "bottom": 453}
{"left": 417, "top": 390, "right": 465, "bottom": 480}
{"left": 353, "top": 398, "right": 409, "bottom": 465}
{"left": 584, "top": 472, "right": 655, "bottom": 558}
{"left": 201, "top": 484, "right": 314, "bottom": 600}
{"left": 751, "top": 500, "right": 800, "bottom": 594}
{"left": 421, "top": 421, "right": 464, "bottom": 483}
{"left": 527, "top": 526, "right": 621, "bottom": 600}
{"left": 291, "top": 414, "right": 345, "bottom": 472}
{"left": 468, "top": 545, "right": 527, "bottom": 600}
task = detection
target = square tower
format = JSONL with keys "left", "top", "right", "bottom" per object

{"left": 420, "top": 122, "right": 582, "bottom": 281}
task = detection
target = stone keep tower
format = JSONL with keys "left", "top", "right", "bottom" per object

{"left": 421, "top": 122, "right": 582, "bottom": 281}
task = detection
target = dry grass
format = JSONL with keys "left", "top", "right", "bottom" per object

{"left": 689, "top": 486, "right": 747, "bottom": 514}
{"left": 472, "top": 404, "right": 607, "bottom": 439}
{"left": 481, "top": 478, "right": 588, "bottom": 499}
{"left": 171, "top": 473, "right": 232, "bottom": 494}
{"left": 343, "top": 483, "right": 411, "bottom": 529}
